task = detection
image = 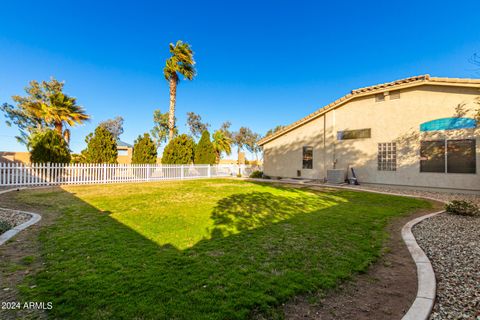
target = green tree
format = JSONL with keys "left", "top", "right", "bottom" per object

{"left": 245, "top": 131, "right": 261, "bottom": 161}
{"left": 163, "top": 41, "right": 196, "bottom": 141}
{"left": 265, "top": 125, "right": 285, "bottom": 137}
{"left": 150, "top": 109, "right": 176, "bottom": 148}
{"left": 186, "top": 112, "right": 209, "bottom": 138}
{"left": 194, "top": 131, "right": 216, "bottom": 165}
{"left": 132, "top": 133, "right": 157, "bottom": 164}
{"left": 232, "top": 127, "right": 249, "bottom": 153}
{"left": 219, "top": 121, "right": 233, "bottom": 139}
{"left": 83, "top": 125, "right": 118, "bottom": 163}
{"left": 1, "top": 79, "right": 89, "bottom": 145}
{"left": 233, "top": 127, "right": 259, "bottom": 162}
{"left": 212, "top": 130, "right": 232, "bottom": 163}
{"left": 162, "top": 134, "right": 195, "bottom": 164}
{"left": 99, "top": 116, "right": 124, "bottom": 140}
{"left": 40, "top": 92, "right": 90, "bottom": 144}
{"left": 29, "top": 129, "right": 71, "bottom": 163}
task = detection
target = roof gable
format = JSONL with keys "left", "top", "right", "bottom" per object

{"left": 258, "top": 75, "right": 480, "bottom": 145}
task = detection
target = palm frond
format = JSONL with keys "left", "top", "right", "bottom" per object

{"left": 163, "top": 41, "right": 196, "bottom": 81}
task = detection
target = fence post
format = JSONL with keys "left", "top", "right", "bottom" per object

{"left": 207, "top": 165, "right": 211, "bottom": 178}
{"left": 103, "top": 163, "right": 107, "bottom": 184}
{"left": 180, "top": 165, "right": 184, "bottom": 180}
{"left": 147, "top": 164, "right": 150, "bottom": 182}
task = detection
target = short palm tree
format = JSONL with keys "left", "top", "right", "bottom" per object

{"left": 163, "top": 40, "right": 196, "bottom": 140}
{"left": 212, "top": 130, "right": 232, "bottom": 163}
{"left": 31, "top": 92, "right": 90, "bottom": 144}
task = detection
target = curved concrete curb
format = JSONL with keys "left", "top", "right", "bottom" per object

{"left": 0, "top": 188, "right": 42, "bottom": 246}
{"left": 246, "top": 178, "right": 446, "bottom": 319}
{"left": 400, "top": 210, "right": 443, "bottom": 320}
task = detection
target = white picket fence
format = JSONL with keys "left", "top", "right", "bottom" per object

{"left": 0, "top": 163, "right": 260, "bottom": 187}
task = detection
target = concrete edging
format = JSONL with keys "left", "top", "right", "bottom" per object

{"left": 246, "top": 178, "right": 444, "bottom": 320}
{"left": 0, "top": 188, "right": 42, "bottom": 246}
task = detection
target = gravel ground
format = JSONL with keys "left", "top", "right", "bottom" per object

{"left": 0, "top": 208, "right": 31, "bottom": 233}
{"left": 343, "top": 184, "right": 480, "bottom": 206}
{"left": 413, "top": 214, "right": 480, "bottom": 320}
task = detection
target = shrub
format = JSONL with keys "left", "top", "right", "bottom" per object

{"left": 445, "top": 200, "right": 479, "bottom": 217}
{"left": 0, "top": 220, "right": 12, "bottom": 234}
{"left": 83, "top": 126, "right": 118, "bottom": 163}
{"left": 249, "top": 170, "right": 263, "bottom": 178}
{"left": 70, "top": 153, "right": 86, "bottom": 164}
{"left": 29, "top": 129, "right": 71, "bottom": 163}
{"left": 194, "top": 131, "right": 216, "bottom": 165}
{"left": 132, "top": 133, "right": 157, "bottom": 164}
{"left": 162, "top": 134, "right": 196, "bottom": 164}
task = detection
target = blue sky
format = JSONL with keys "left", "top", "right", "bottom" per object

{"left": 1, "top": 0, "right": 479, "bottom": 155}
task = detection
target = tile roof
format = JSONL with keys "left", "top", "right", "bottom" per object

{"left": 117, "top": 140, "right": 133, "bottom": 148}
{"left": 258, "top": 75, "right": 480, "bottom": 145}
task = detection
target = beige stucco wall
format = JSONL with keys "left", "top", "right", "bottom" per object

{"left": 0, "top": 152, "right": 31, "bottom": 164}
{"left": 263, "top": 84, "right": 480, "bottom": 191}
{"left": 263, "top": 115, "right": 325, "bottom": 179}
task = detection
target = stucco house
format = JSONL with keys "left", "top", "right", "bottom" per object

{"left": 258, "top": 75, "right": 480, "bottom": 192}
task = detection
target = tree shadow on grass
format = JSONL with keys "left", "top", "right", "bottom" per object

{"left": 0, "top": 184, "right": 427, "bottom": 320}
{"left": 209, "top": 190, "right": 346, "bottom": 238}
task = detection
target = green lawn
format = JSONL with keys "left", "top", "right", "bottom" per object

{"left": 7, "top": 179, "right": 430, "bottom": 319}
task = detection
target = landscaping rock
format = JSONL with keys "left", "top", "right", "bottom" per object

{"left": 413, "top": 213, "right": 480, "bottom": 320}
{"left": 345, "top": 184, "right": 480, "bottom": 206}
{"left": 0, "top": 208, "right": 30, "bottom": 233}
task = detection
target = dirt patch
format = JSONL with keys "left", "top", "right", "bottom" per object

{"left": 0, "top": 189, "right": 60, "bottom": 320}
{"left": 281, "top": 201, "right": 444, "bottom": 320}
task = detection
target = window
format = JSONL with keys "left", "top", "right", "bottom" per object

{"left": 447, "top": 139, "right": 476, "bottom": 173}
{"left": 378, "top": 143, "right": 396, "bottom": 171}
{"left": 375, "top": 93, "right": 385, "bottom": 102}
{"left": 420, "top": 139, "right": 476, "bottom": 174}
{"left": 302, "top": 146, "right": 313, "bottom": 169}
{"left": 117, "top": 149, "right": 129, "bottom": 156}
{"left": 390, "top": 90, "right": 400, "bottom": 100}
{"left": 420, "top": 141, "right": 445, "bottom": 172}
{"left": 337, "top": 128, "right": 371, "bottom": 140}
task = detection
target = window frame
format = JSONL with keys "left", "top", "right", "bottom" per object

{"left": 420, "top": 140, "right": 446, "bottom": 173}
{"left": 446, "top": 139, "right": 476, "bottom": 174}
{"left": 337, "top": 128, "right": 371, "bottom": 140}
{"left": 302, "top": 146, "right": 313, "bottom": 169}
{"left": 420, "top": 139, "right": 477, "bottom": 174}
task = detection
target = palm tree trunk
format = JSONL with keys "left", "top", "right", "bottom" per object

{"left": 54, "top": 122, "right": 63, "bottom": 136}
{"left": 168, "top": 76, "right": 178, "bottom": 141}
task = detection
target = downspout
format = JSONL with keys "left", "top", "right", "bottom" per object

{"left": 323, "top": 115, "right": 326, "bottom": 182}
{"left": 332, "top": 109, "right": 336, "bottom": 169}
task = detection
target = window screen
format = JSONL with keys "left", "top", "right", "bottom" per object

{"left": 447, "top": 139, "right": 476, "bottom": 173}
{"left": 378, "top": 143, "right": 396, "bottom": 171}
{"left": 302, "top": 146, "right": 313, "bottom": 169}
{"left": 420, "top": 141, "right": 445, "bottom": 172}
{"left": 337, "top": 128, "right": 371, "bottom": 140}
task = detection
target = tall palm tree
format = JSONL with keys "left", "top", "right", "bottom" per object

{"left": 31, "top": 92, "right": 90, "bottom": 144}
{"left": 212, "top": 130, "right": 232, "bottom": 163}
{"left": 163, "top": 40, "right": 196, "bottom": 140}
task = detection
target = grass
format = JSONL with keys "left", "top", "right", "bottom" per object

{"left": 6, "top": 179, "right": 430, "bottom": 319}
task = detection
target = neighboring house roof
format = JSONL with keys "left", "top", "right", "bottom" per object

{"left": 258, "top": 75, "right": 480, "bottom": 146}
{"left": 117, "top": 140, "right": 133, "bottom": 148}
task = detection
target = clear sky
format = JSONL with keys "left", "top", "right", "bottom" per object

{"left": 1, "top": 0, "right": 479, "bottom": 155}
